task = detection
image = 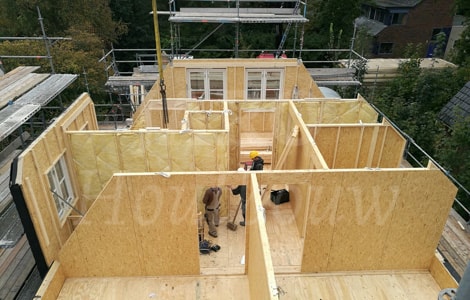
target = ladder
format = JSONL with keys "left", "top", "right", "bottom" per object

{"left": 275, "top": 0, "right": 302, "bottom": 58}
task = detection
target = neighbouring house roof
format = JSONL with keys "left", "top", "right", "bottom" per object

{"left": 355, "top": 16, "right": 387, "bottom": 36}
{"left": 439, "top": 81, "right": 470, "bottom": 127}
{"left": 373, "top": 0, "right": 422, "bottom": 8}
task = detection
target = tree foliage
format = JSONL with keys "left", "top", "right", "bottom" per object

{"left": 369, "top": 45, "right": 465, "bottom": 161}
{"left": 0, "top": 0, "right": 127, "bottom": 103}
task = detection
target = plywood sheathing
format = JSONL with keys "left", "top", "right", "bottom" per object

{"left": 246, "top": 173, "right": 278, "bottom": 300}
{"left": 137, "top": 58, "right": 323, "bottom": 104}
{"left": 274, "top": 271, "right": 443, "bottom": 300}
{"left": 58, "top": 174, "right": 201, "bottom": 277}
{"left": 17, "top": 94, "right": 97, "bottom": 266}
{"left": 429, "top": 253, "right": 459, "bottom": 289}
{"left": 279, "top": 101, "right": 328, "bottom": 170}
{"left": 55, "top": 172, "right": 276, "bottom": 297}
{"left": 34, "top": 261, "right": 65, "bottom": 300}
{"left": 57, "top": 276, "right": 250, "bottom": 299}
{"left": 311, "top": 123, "right": 405, "bottom": 169}
{"left": 300, "top": 168, "right": 457, "bottom": 272}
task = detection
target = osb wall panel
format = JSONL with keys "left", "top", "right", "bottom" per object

{"left": 379, "top": 126, "right": 405, "bottom": 168}
{"left": 299, "top": 171, "right": 340, "bottom": 272}
{"left": 284, "top": 65, "right": 323, "bottom": 99}
{"left": 21, "top": 153, "right": 63, "bottom": 266}
{"left": 281, "top": 102, "right": 328, "bottom": 170}
{"left": 357, "top": 126, "right": 377, "bottom": 167}
{"left": 334, "top": 127, "right": 359, "bottom": 168}
{"left": 69, "top": 131, "right": 229, "bottom": 206}
{"left": 288, "top": 183, "right": 310, "bottom": 238}
{"left": 380, "top": 169, "right": 457, "bottom": 269}
{"left": 310, "top": 126, "right": 336, "bottom": 167}
{"left": 162, "top": 59, "right": 323, "bottom": 101}
{"left": 429, "top": 254, "right": 458, "bottom": 289}
{"left": 35, "top": 261, "right": 65, "bottom": 300}
{"left": 311, "top": 125, "right": 403, "bottom": 169}
{"left": 240, "top": 111, "right": 274, "bottom": 133}
{"left": 227, "top": 102, "right": 242, "bottom": 171}
{"left": 59, "top": 174, "right": 200, "bottom": 277}
{"left": 233, "top": 66, "right": 245, "bottom": 99}
{"left": 18, "top": 94, "right": 97, "bottom": 266}
{"left": 326, "top": 171, "right": 401, "bottom": 271}
{"left": 301, "top": 169, "right": 457, "bottom": 272}
{"left": 371, "top": 127, "right": 386, "bottom": 167}
{"left": 172, "top": 67, "right": 190, "bottom": 98}
{"left": 246, "top": 174, "right": 278, "bottom": 300}
{"left": 271, "top": 102, "right": 290, "bottom": 168}
{"left": 58, "top": 93, "right": 98, "bottom": 131}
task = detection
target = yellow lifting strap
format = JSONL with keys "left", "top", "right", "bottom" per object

{"left": 152, "top": 0, "right": 169, "bottom": 127}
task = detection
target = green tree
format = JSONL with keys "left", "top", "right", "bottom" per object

{"left": 369, "top": 45, "right": 464, "bottom": 162}
{"left": 436, "top": 115, "right": 470, "bottom": 219}
{"left": 451, "top": 0, "right": 470, "bottom": 68}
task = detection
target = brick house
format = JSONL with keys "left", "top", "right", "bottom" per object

{"left": 356, "top": 0, "right": 455, "bottom": 58}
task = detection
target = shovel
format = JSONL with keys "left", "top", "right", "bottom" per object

{"left": 227, "top": 199, "right": 242, "bottom": 231}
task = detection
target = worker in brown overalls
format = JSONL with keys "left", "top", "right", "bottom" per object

{"left": 203, "top": 186, "right": 222, "bottom": 238}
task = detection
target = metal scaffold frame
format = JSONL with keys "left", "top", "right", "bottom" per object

{"left": 167, "top": 0, "right": 309, "bottom": 58}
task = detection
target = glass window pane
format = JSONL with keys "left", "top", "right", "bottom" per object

{"left": 210, "top": 79, "right": 223, "bottom": 89}
{"left": 56, "top": 163, "right": 64, "bottom": 179}
{"left": 247, "top": 90, "right": 261, "bottom": 99}
{"left": 190, "top": 72, "right": 204, "bottom": 89}
{"left": 191, "top": 91, "right": 205, "bottom": 99}
{"left": 266, "top": 79, "right": 280, "bottom": 89}
{"left": 265, "top": 90, "right": 280, "bottom": 99}
{"left": 47, "top": 156, "right": 74, "bottom": 219}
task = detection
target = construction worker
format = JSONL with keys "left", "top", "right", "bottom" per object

{"left": 229, "top": 167, "right": 247, "bottom": 226}
{"left": 249, "top": 150, "right": 264, "bottom": 171}
{"left": 202, "top": 186, "right": 222, "bottom": 238}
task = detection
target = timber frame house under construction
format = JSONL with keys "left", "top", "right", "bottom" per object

{"left": 10, "top": 58, "right": 460, "bottom": 299}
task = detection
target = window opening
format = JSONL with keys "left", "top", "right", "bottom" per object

{"left": 246, "top": 70, "right": 282, "bottom": 100}
{"left": 188, "top": 69, "right": 225, "bottom": 100}
{"left": 47, "top": 156, "right": 75, "bottom": 219}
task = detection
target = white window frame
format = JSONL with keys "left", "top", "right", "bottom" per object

{"left": 245, "top": 69, "right": 283, "bottom": 100}
{"left": 187, "top": 69, "right": 226, "bottom": 100}
{"left": 47, "top": 155, "right": 75, "bottom": 220}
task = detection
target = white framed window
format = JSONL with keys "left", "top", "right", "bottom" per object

{"left": 47, "top": 156, "right": 75, "bottom": 219}
{"left": 188, "top": 69, "right": 225, "bottom": 100}
{"left": 246, "top": 70, "right": 282, "bottom": 100}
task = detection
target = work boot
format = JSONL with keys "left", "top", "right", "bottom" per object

{"left": 208, "top": 231, "right": 218, "bottom": 238}
{"left": 239, "top": 221, "right": 245, "bottom": 226}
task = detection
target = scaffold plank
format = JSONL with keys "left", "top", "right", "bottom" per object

{"left": 0, "top": 74, "right": 78, "bottom": 141}
{"left": 15, "top": 74, "right": 77, "bottom": 106}
{"left": 0, "top": 73, "right": 50, "bottom": 109}
{"left": 0, "top": 66, "right": 40, "bottom": 91}
{"left": 169, "top": 8, "right": 308, "bottom": 23}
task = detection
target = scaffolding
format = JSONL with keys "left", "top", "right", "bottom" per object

{"left": 167, "top": 0, "right": 309, "bottom": 58}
